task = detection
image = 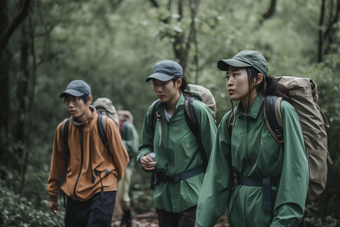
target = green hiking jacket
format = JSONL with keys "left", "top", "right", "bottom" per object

{"left": 137, "top": 93, "right": 217, "bottom": 213}
{"left": 121, "top": 121, "right": 139, "bottom": 170}
{"left": 195, "top": 93, "right": 309, "bottom": 227}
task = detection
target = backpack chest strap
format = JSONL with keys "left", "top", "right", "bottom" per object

{"left": 237, "top": 175, "right": 280, "bottom": 213}
{"left": 154, "top": 165, "right": 205, "bottom": 185}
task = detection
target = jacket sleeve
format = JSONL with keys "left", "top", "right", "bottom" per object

{"left": 195, "top": 113, "right": 234, "bottom": 227}
{"left": 194, "top": 100, "right": 217, "bottom": 161}
{"left": 106, "top": 118, "right": 129, "bottom": 182}
{"left": 270, "top": 101, "right": 309, "bottom": 227}
{"left": 47, "top": 122, "right": 66, "bottom": 202}
{"left": 122, "top": 122, "right": 139, "bottom": 158}
{"left": 137, "top": 105, "right": 154, "bottom": 162}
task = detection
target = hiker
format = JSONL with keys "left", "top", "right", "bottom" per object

{"left": 117, "top": 110, "right": 139, "bottom": 227}
{"left": 47, "top": 80, "right": 129, "bottom": 227}
{"left": 137, "top": 60, "right": 217, "bottom": 227}
{"left": 195, "top": 50, "right": 309, "bottom": 227}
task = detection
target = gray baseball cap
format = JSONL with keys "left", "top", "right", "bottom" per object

{"left": 60, "top": 80, "right": 91, "bottom": 98}
{"left": 217, "top": 50, "right": 268, "bottom": 78}
{"left": 146, "top": 60, "right": 183, "bottom": 82}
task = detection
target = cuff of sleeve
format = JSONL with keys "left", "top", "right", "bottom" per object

{"left": 49, "top": 194, "right": 58, "bottom": 202}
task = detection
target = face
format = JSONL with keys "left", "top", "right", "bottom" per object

{"left": 152, "top": 79, "right": 181, "bottom": 103}
{"left": 64, "top": 94, "right": 92, "bottom": 119}
{"left": 226, "top": 66, "right": 250, "bottom": 102}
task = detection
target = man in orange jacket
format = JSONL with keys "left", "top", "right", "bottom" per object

{"left": 47, "top": 80, "right": 129, "bottom": 227}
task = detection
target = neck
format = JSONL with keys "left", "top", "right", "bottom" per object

{"left": 241, "top": 90, "right": 258, "bottom": 116}
{"left": 165, "top": 92, "right": 181, "bottom": 115}
{"left": 75, "top": 107, "right": 93, "bottom": 122}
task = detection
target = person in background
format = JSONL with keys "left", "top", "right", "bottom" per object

{"left": 117, "top": 110, "right": 139, "bottom": 227}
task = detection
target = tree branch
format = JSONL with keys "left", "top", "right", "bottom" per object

{"left": 149, "top": 0, "right": 171, "bottom": 23}
{"left": 262, "top": 0, "right": 277, "bottom": 19}
{"left": 0, "top": 0, "right": 32, "bottom": 54}
{"left": 323, "top": 0, "right": 340, "bottom": 41}
{"left": 318, "top": 0, "right": 326, "bottom": 63}
{"left": 181, "top": 0, "right": 200, "bottom": 74}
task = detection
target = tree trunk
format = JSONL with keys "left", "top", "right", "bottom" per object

{"left": 318, "top": 0, "right": 326, "bottom": 63}
{"left": 15, "top": 18, "right": 30, "bottom": 171}
{"left": 0, "top": 0, "right": 32, "bottom": 53}
{"left": 20, "top": 15, "right": 36, "bottom": 196}
{"left": 0, "top": 0, "right": 10, "bottom": 174}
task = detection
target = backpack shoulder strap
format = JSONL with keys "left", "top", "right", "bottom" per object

{"left": 120, "top": 121, "right": 128, "bottom": 140}
{"left": 151, "top": 100, "right": 161, "bottom": 130}
{"left": 61, "top": 118, "right": 69, "bottom": 146}
{"left": 183, "top": 96, "right": 208, "bottom": 171}
{"left": 263, "top": 95, "right": 284, "bottom": 145}
{"left": 97, "top": 112, "right": 115, "bottom": 165}
{"left": 226, "top": 109, "right": 236, "bottom": 139}
{"left": 97, "top": 112, "right": 108, "bottom": 147}
{"left": 59, "top": 118, "right": 70, "bottom": 196}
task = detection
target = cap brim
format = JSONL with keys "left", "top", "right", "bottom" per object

{"left": 217, "top": 59, "right": 252, "bottom": 71}
{"left": 59, "top": 89, "right": 85, "bottom": 98}
{"left": 145, "top": 73, "right": 176, "bottom": 82}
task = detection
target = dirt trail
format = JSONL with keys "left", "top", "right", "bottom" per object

{"left": 112, "top": 198, "right": 230, "bottom": 227}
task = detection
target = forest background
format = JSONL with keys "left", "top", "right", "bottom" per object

{"left": 0, "top": 0, "right": 339, "bottom": 226}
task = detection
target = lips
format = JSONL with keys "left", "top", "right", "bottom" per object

{"left": 70, "top": 110, "right": 76, "bottom": 114}
{"left": 228, "top": 89, "right": 234, "bottom": 94}
{"left": 157, "top": 95, "right": 165, "bottom": 99}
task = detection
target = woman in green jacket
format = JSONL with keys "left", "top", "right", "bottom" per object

{"left": 195, "top": 50, "right": 308, "bottom": 227}
{"left": 137, "top": 60, "right": 217, "bottom": 227}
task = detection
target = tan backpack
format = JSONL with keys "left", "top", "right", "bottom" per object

{"left": 228, "top": 76, "right": 333, "bottom": 203}
{"left": 93, "top": 98, "right": 119, "bottom": 126}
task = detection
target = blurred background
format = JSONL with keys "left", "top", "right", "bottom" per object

{"left": 0, "top": 0, "right": 339, "bottom": 226}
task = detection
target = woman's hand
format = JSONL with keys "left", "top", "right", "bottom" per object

{"left": 141, "top": 154, "right": 157, "bottom": 170}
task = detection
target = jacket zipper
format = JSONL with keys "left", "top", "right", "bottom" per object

{"left": 246, "top": 117, "right": 251, "bottom": 166}
{"left": 244, "top": 187, "right": 249, "bottom": 226}
{"left": 73, "top": 129, "right": 84, "bottom": 201}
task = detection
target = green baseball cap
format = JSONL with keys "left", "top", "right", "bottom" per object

{"left": 217, "top": 50, "right": 268, "bottom": 78}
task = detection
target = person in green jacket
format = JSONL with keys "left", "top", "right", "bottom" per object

{"left": 137, "top": 60, "right": 217, "bottom": 227}
{"left": 117, "top": 110, "right": 139, "bottom": 227}
{"left": 195, "top": 50, "right": 309, "bottom": 227}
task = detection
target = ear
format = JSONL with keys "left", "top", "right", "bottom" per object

{"left": 255, "top": 73, "right": 264, "bottom": 86}
{"left": 87, "top": 95, "right": 93, "bottom": 105}
{"left": 176, "top": 78, "right": 182, "bottom": 88}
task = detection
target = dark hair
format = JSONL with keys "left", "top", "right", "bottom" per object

{"left": 246, "top": 67, "right": 292, "bottom": 103}
{"left": 172, "top": 77, "right": 189, "bottom": 93}
{"left": 80, "top": 94, "right": 89, "bottom": 103}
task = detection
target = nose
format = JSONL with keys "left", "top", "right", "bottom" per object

{"left": 226, "top": 77, "right": 233, "bottom": 87}
{"left": 155, "top": 85, "right": 162, "bottom": 93}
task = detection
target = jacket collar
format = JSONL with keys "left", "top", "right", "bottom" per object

{"left": 235, "top": 93, "right": 265, "bottom": 119}
{"left": 71, "top": 105, "right": 97, "bottom": 129}
{"left": 156, "top": 92, "right": 185, "bottom": 113}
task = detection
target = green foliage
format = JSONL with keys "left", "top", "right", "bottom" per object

{"left": 0, "top": 180, "right": 65, "bottom": 227}
{"left": 130, "top": 169, "right": 155, "bottom": 214}
{"left": 2, "top": 0, "right": 340, "bottom": 225}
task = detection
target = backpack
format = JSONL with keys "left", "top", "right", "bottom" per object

{"left": 59, "top": 98, "right": 118, "bottom": 196}
{"left": 152, "top": 84, "right": 216, "bottom": 171}
{"left": 227, "top": 76, "right": 333, "bottom": 203}
{"left": 118, "top": 110, "right": 134, "bottom": 140}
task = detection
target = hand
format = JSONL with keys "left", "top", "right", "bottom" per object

{"left": 49, "top": 201, "right": 59, "bottom": 214}
{"left": 141, "top": 154, "right": 157, "bottom": 170}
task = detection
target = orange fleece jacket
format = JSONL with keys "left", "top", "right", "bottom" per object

{"left": 47, "top": 110, "right": 129, "bottom": 202}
